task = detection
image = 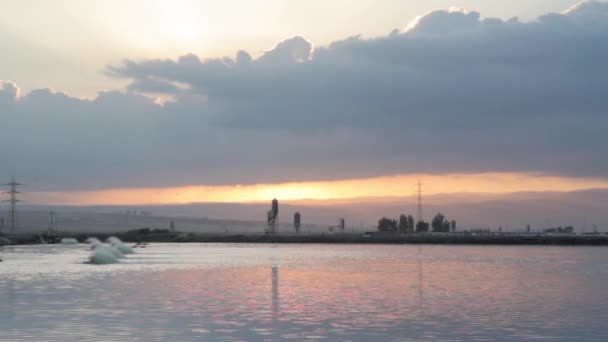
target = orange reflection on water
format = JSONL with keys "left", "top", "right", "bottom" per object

{"left": 106, "top": 252, "right": 577, "bottom": 330}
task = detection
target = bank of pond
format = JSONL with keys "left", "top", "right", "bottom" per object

{"left": 2, "top": 231, "right": 608, "bottom": 246}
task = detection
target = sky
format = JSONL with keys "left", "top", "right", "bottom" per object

{"left": 0, "top": 0, "right": 578, "bottom": 97}
{"left": 1, "top": 0, "right": 608, "bottom": 205}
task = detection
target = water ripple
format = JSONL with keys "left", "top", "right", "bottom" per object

{"left": 1, "top": 244, "right": 608, "bottom": 341}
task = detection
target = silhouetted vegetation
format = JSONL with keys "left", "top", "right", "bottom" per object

{"left": 378, "top": 214, "right": 416, "bottom": 233}
{"left": 398, "top": 214, "right": 415, "bottom": 233}
{"left": 543, "top": 226, "right": 574, "bottom": 233}
{"left": 378, "top": 212, "right": 456, "bottom": 234}
{"left": 120, "top": 227, "right": 177, "bottom": 242}
{"left": 416, "top": 220, "right": 429, "bottom": 232}
{"left": 398, "top": 215, "right": 408, "bottom": 232}
{"left": 127, "top": 227, "right": 172, "bottom": 235}
{"left": 431, "top": 213, "right": 453, "bottom": 232}
{"left": 378, "top": 217, "right": 398, "bottom": 232}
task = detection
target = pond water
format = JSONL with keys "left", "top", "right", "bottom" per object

{"left": 1, "top": 243, "right": 607, "bottom": 341}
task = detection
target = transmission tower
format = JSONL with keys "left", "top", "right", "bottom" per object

{"left": 416, "top": 180, "right": 423, "bottom": 223}
{"left": 3, "top": 176, "right": 22, "bottom": 234}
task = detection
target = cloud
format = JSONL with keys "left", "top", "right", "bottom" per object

{"left": 564, "top": 0, "right": 608, "bottom": 21}
{"left": 258, "top": 35, "right": 313, "bottom": 64}
{"left": 405, "top": 7, "right": 481, "bottom": 34}
{"left": 3, "top": 1, "right": 608, "bottom": 191}
{"left": 0, "top": 81, "right": 19, "bottom": 105}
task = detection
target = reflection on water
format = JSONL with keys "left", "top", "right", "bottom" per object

{"left": 418, "top": 245, "right": 424, "bottom": 313}
{"left": 1, "top": 243, "right": 608, "bottom": 341}
{"left": 272, "top": 264, "right": 279, "bottom": 322}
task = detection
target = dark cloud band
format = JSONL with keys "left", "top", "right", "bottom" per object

{"left": 2, "top": 1, "right": 608, "bottom": 190}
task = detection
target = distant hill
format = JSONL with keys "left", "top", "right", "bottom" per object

{"left": 9, "top": 188, "right": 608, "bottom": 233}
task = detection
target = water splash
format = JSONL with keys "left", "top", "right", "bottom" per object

{"left": 60, "top": 238, "right": 79, "bottom": 245}
{"left": 89, "top": 247, "right": 120, "bottom": 264}
{"left": 86, "top": 237, "right": 133, "bottom": 264}
{"left": 86, "top": 237, "right": 103, "bottom": 248}
{"left": 107, "top": 237, "right": 134, "bottom": 255}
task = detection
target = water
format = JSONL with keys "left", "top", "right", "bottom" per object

{"left": 1, "top": 243, "right": 607, "bottom": 341}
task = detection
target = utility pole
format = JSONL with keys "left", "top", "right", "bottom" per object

{"left": 417, "top": 179, "right": 423, "bottom": 223}
{"left": 3, "top": 177, "right": 22, "bottom": 234}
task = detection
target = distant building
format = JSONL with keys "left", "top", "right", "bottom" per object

{"left": 267, "top": 198, "right": 279, "bottom": 234}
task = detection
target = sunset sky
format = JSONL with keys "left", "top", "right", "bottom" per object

{"left": 1, "top": 0, "right": 608, "bottom": 205}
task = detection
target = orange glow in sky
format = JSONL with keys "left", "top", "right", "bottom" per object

{"left": 29, "top": 172, "right": 608, "bottom": 206}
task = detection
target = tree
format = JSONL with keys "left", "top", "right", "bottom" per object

{"left": 432, "top": 213, "right": 449, "bottom": 232}
{"left": 416, "top": 220, "right": 429, "bottom": 233}
{"left": 407, "top": 215, "right": 415, "bottom": 231}
{"left": 443, "top": 220, "right": 451, "bottom": 232}
{"left": 378, "top": 217, "right": 398, "bottom": 232}
{"left": 398, "top": 215, "right": 410, "bottom": 233}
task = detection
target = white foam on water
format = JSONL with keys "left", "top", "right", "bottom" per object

{"left": 85, "top": 237, "right": 134, "bottom": 264}
{"left": 60, "top": 238, "right": 79, "bottom": 245}
{"left": 107, "top": 236, "right": 134, "bottom": 255}
{"left": 86, "top": 237, "right": 103, "bottom": 248}
{"left": 89, "top": 246, "right": 120, "bottom": 264}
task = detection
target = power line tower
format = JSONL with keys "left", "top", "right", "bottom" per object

{"left": 3, "top": 177, "right": 22, "bottom": 234}
{"left": 416, "top": 179, "right": 423, "bottom": 223}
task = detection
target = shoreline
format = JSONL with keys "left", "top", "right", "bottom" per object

{"left": 168, "top": 232, "right": 608, "bottom": 245}
{"left": 4, "top": 232, "right": 608, "bottom": 246}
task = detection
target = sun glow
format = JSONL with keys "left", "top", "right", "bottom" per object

{"left": 156, "top": 0, "right": 204, "bottom": 44}
{"left": 30, "top": 172, "right": 608, "bottom": 206}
